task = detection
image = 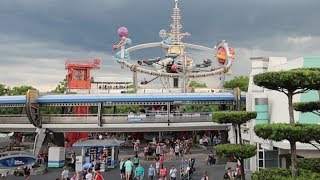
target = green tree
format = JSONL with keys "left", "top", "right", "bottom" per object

{"left": 253, "top": 68, "right": 320, "bottom": 177}
{"left": 224, "top": 76, "right": 249, "bottom": 92}
{"left": 188, "top": 80, "right": 207, "bottom": 88}
{"left": 42, "top": 79, "right": 67, "bottom": 115}
{"left": 51, "top": 79, "right": 67, "bottom": 93}
{"left": 0, "top": 84, "right": 9, "bottom": 95}
{"left": 213, "top": 111, "right": 257, "bottom": 180}
{"left": 8, "top": 85, "right": 34, "bottom": 95}
{"left": 294, "top": 101, "right": 320, "bottom": 117}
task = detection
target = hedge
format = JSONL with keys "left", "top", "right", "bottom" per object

{"left": 251, "top": 168, "right": 320, "bottom": 180}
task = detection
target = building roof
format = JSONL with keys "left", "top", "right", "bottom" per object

{"left": 0, "top": 92, "right": 246, "bottom": 104}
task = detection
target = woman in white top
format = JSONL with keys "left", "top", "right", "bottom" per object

{"left": 169, "top": 165, "right": 177, "bottom": 180}
{"left": 85, "top": 169, "right": 93, "bottom": 180}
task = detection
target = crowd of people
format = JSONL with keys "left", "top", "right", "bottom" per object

{"left": 58, "top": 161, "right": 105, "bottom": 180}
{"left": 119, "top": 156, "right": 180, "bottom": 180}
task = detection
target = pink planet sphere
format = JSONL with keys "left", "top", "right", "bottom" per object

{"left": 118, "top": 27, "right": 128, "bottom": 37}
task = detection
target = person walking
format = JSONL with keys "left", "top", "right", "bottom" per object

{"left": 133, "top": 154, "right": 140, "bottom": 168}
{"left": 201, "top": 170, "right": 209, "bottom": 180}
{"left": 125, "top": 158, "right": 134, "bottom": 180}
{"left": 174, "top": 144, "right": 180, "bottom": 159}
{"left": 169, "top": 165, "right": 177, "bottom": 180}
{"left": 85, "top": 168, "right": 93, "bottom": 180}
{"left": 159, "top": 164, "right": 167, "bottom": 180}
{"left": 148, "top": 164, "right": 156, "bottom": 180}
{"left": 61, "top": 166, "right": 70, "bottom": 180}
{"left": 119, "top": 159, "right": 125, "bottom": 180}
{"left": 134, "top": 164, "right": 145, "bottom": 180}
{"left": 94, "top": 170, "right": 104, "bottom": 180}
{"left": 23, "top": 165, "right": 31, "bottom": 180}
{"left": 155, "top": 159, "right": 160, "bottom": 176}
{"left": 223, "top": 167, "right": 232, "bottom": 180}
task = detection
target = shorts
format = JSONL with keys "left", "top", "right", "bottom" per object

{"left": 134, "top": 163, "right": 138, "bottom": 166}
{"left": 175, "top": 152, "right": 179, "bottom": 156}
{"left": 121, "top": 169, "right": 125, "bottom": 174}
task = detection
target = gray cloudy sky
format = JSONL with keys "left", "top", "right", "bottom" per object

{"left": 1, "top": 0, "right": 320, "bottom": 91}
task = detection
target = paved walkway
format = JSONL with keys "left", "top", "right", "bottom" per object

{"left": 6, "top": 150, "right": 226, "bottom": 180}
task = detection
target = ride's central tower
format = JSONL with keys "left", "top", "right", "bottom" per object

{"left": 171, "top": 0, "right": 182, "bottom": 44}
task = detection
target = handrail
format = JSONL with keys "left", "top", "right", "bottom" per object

{"left": 0, "top": 114, "right": 28, "bottom": 117}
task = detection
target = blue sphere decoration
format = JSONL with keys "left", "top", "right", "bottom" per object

{"left": 114, "top": 51, "right": 130, "bottom": 61}
{"left": 125, "top": 38, "right": 132, "bottom": 45}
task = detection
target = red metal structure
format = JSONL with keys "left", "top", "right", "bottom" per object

{"left": 65, "top": 59, "right": 101, "bottom": 147}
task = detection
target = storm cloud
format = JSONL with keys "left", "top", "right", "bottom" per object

{"left": 0, "top": 0, "right": 320, "bottom": 91}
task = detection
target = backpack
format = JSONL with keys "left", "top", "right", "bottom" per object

{"left": 121, "top": 163, "right": 126, "bottom": 171}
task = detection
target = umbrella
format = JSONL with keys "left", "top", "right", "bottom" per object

{"left": 83, "top": 163, "right": 92, "bottom": 169}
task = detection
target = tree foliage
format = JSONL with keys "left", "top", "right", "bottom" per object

{"left": 253, "top": 68, "right": 320, "bottom": 94}
{"left": 213, "top": 111, "right": 257, "bottom": 180}
{"left": 51, "top": 79, "right": 67, "bottom": 93}
{"left": 8, "top": 85, "right": 34, "bottom": 96}
{"left": 254, "top": 124, "right": 320, "bottom": 147}
{"left": 223, "top": 76, "right": 249, "bottom": 92}
{"left": 0, "top": 84, "right": 9, "bottom": 96}
{"left": 188, "top": 80, "right": 207, "bottom": 88}
{"left": 215, "top": 144, "right": 256, "bottom": 161}
{"left": 213, "top": 111, "right": 257, "bottom": 125}
{"left": 293, "top": 101, "right": 320, "bottom": 115}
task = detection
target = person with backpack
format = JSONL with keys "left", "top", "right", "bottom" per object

{"left": 133, "top": 154, "right": 140, "bottom": 168}
{"left": 119, "top": 159, "right": 125, "bottom": 180}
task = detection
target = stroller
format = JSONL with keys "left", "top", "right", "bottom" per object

{"left": 180, "top": 158, "right": 195, "bottom": 180}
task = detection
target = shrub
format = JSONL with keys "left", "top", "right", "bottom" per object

{"left": 251, "top": 168, "right": 320, "bottom": 180}
{"left": 297, "top": 158, "right": 320, "bottom": 173}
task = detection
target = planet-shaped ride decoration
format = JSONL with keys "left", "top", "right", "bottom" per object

{"left": 216, "top": 47, "right": 235, "bottom": 64}
{"left": 118, "top": 27, "right": 128, "bottom": 37}
{"left": 113, "top": 27, "right": 132, "bottom": 62}
{"left": 112, "top": 1, "right": 236, "bottom": 89}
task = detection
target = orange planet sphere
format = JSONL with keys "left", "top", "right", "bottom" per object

{"left": 216, "top": 47, "right": 235, "bottom": 64}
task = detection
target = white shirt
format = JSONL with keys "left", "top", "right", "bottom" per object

{"left": 156, "top": 162, "right": 160, "bottom": 169}
{"left": 174, "top": 145, "right": 179, "bottom": 153}
{"left": 170, "top": 168, "right": 177, "bottom": 178}
{"left": 61, "top": 170, "right": 69, "bottom": 179}
{"left": 85, "top": 172, "right": 93, "bottom": 180}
